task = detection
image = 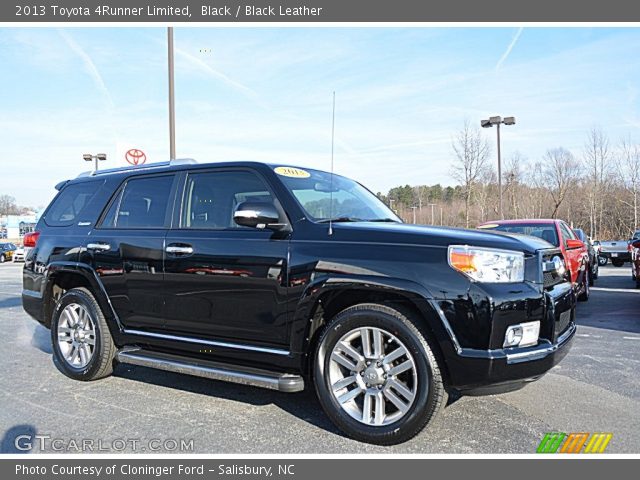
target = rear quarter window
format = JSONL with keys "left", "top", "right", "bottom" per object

{"left": 44, "top": 180, "right": 103, "bottom": 227}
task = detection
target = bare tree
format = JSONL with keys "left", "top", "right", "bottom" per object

{"left": 583, "top": 127, "right": 611, "bottom": 238}
{"left": 0, "top": 194, "right": 19, "bottom": 216}
{"left": 543, "top": 148, "right": 580, "bottom": 218}
{"left": 619, "top": 136, "right": 640, "bottom": 231}
{"left": 503, "top": 151, "right": 526, "bottom": 219}
{"left": 451, "top": 121, "right": 491, "bottom": 227}
{"left": 413, "top": 185, "right": 426, "bottom": 211}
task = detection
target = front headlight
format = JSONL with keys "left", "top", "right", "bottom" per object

{"left": 448, "top": 245, "right": 525, "bottom": 283}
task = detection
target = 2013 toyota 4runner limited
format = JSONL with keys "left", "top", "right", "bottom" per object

{"left": 22, "top": 160, "right": 576, "bottom": 445}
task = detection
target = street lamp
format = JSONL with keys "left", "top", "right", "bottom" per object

{"left": 481, "top": 115, "right": 516, "bottom": 219}
{"left": 83, "top": 153, "right": 107, "bottom": 172}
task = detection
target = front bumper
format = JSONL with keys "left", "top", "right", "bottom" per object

{"left": 601, "top": 251, "right": 631, "bottom": 262}
{"left": 436, "top": 279, "right": 577, "bottom": 395}
{"left": 453, "top": 322, "right": 575, "bottom": 395}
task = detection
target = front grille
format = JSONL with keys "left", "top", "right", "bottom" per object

{"left": 543, "top": 271, "right": 563, "bottom": 288}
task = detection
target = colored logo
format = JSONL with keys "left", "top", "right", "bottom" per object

{"left": 125, "top": 148, "right": 147, "bottom": 166}
{"left": 537, "top": 432, "right": 612, "bottom": 454}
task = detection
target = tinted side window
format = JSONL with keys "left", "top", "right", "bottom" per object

{"left": 102, "top": 175, "right": 174, "bottom": 229}
{"left": 45, "top": 181, "right": 103, "bottom": 227}
{"left": 182, "top": 171, "right": 274, "bottom": 229}
{"left": 559, "top": 222, "right": 576, "bottom": 242}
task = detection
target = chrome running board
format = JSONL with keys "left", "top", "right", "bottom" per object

{"left": 116, "top": 348, "right": 304, "bottom": 393}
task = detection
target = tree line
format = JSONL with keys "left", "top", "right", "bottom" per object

{"left": 0, "top": 195, "right": 35, "bottom": 217}
{"left": 376, "top": 123, "right": 640, "bottom": 240}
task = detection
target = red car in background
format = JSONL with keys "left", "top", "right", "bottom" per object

{"left": 478, "top": 219, "right": 591, "bottom": 301}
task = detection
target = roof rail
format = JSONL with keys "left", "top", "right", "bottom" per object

{"left": 75, "top": 158, "right": 197, "bottom": 178}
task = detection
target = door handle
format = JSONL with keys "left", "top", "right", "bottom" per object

{"left": 87, "top": 242, "right": 111, "bottom": 251}
{"left": 166, "top": 245, "right": 194, "bottom": 255}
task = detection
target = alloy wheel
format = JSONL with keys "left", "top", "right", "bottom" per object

{"left": 328, "top": 327, "right": 419, "bottom": 426}
{"left": 57, "top": 303, "right": 97, "bottom": 369}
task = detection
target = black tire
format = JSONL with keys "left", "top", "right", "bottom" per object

{"left": 578, "top": 269, "right": 590, "bottom": 302}
{"left": 51, "top": 287, "right": 116, "bottom": 381}
{"left": 598, "top": 256, "right": 608, "bottom": 266}
{"left": 612, "top": 259, "right": 624, "bottom": 267}
{"left": 313, "top": 303, "right": 446, "bottom": 445}
{"left": 592, "top": 261, "right": 598, "bottom": 280}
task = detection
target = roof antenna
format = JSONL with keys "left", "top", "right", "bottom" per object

{"left": 328, "top": 91, "right": 336, "bottom": 236}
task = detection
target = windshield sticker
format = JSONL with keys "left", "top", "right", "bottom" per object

{"left": 274, "top": 166, "right": 311, "bottom": 178}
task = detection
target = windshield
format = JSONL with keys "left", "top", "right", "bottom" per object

{"left": 275, "top": 167, "right": 401, "bottom": 223}
{"left": 480, "top": 222, "right": 559, "bottom": 247}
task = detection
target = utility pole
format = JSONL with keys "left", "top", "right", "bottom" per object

{"left": 168, "top": 27, "right": 176, "bottom": 160}
{"left": 428, "top": 203, "right": 437, "bottom": 225}
{"left": 411, "top": 206, "right": 417, "bottom": 224}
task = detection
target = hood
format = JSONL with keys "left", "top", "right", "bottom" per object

{"left": 331, "top": 222, "right": 554, "bottom": 255}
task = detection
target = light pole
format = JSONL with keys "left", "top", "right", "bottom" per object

{"left": 83, "top": 153, "right": 106, "bottom": 172}
{"left": 168, "top": 27, "right": 176, "bottom": 160}
{"left": 481, "top": 115, "right": 515, "bottom": 219}
{"left": 428, "top": 203, "right": 437, "bottom": 225}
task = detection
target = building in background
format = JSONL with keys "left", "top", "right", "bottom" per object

{"left": 0, "top": 212, "right": 40, "bottom": 240}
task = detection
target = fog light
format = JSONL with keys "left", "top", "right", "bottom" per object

{"left": 504, "top": 321, "right": 540, "bottom": 348}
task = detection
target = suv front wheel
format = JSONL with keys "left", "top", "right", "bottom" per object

{"left": 314, "top": 303, "right": 446, "bottom": 445}
{"left": 51, "top": 287, "right": 116, "bottom": 381}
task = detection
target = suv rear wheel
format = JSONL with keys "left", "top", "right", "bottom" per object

{"left": 51, "top": 287, "right": 116, "bottom": 381}
{"left": 314, "top": 303, "right": 446, "bottom": 445}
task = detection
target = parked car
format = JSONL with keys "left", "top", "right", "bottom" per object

{"left": 12, "top": 245, "right": 26, "bottom": 262}
{"left": 573, "top": 228, "right": 598, "bottom": 282}
{"left": 0, "top": 242, "right": 16, "bottom": 263}
{"left": 631, "top": 238, "right": 640, "bottom": 288}
{"left": 22, "top": 160, "right": 576, "bottom": 445}
{"left": 592, "top": 240, "right": 607, "bottom": 265}
{"left": 478, "top": 219, "right": 591, "bottom": 301}
{"left": 599, "top": 239, "right": 632, "bottom": 267}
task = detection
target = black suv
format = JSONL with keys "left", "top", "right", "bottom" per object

{"left": 22, "top": 160, "right": 576, "bottom": 445}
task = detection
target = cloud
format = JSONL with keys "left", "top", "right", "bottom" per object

{"left": 496, "top": 27, "right": 524, "bottom": 70}
{"left": 173, "top": 45, "right": 261, "bottom": 102}
{"left": 57, "top": 29, "right": 115, "bottom": 111}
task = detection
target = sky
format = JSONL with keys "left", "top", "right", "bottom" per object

{"left": 1, "top": 27, "right": 640, "bottom": 208}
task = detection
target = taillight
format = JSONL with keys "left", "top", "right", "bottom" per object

{"left": 23, "top": 231, "right": 40, "bottom": 248}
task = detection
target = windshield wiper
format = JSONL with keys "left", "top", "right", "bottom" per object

{"left": 317, "top": 217, "right": 363, "bottom": 223}
{"left": 367, "top": 218, "right": 400, "bottom": 223}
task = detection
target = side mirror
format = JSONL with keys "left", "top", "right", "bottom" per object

{"left": 233, "top": 202, "right": 283, "bottom": 230}
{"left": 566, "top": 239, "right": 585, "bottom": 250}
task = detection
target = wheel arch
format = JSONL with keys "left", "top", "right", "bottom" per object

{"left": 295, "top": 277, "right": 454, "bottom": 388}
{"left": 43, "top": 262, "right": 120, "bottom": 334}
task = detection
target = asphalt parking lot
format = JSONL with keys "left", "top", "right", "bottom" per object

{"left": 0, "top": 262, "right": 638, "bottom": 453}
